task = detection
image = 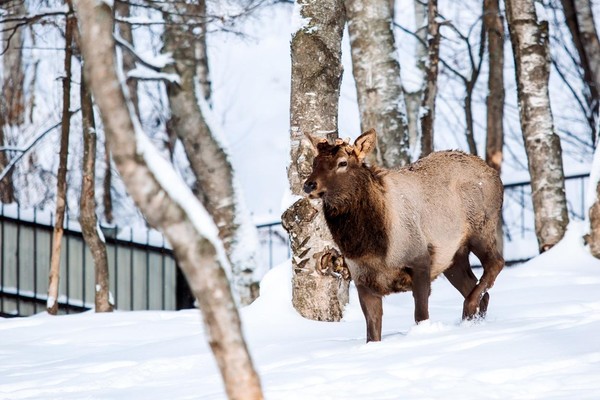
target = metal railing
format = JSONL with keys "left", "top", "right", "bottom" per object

{"left": 0, "top": 205, "right": 180, "bottom": 317}
{"left": 501, "top": 173, "right": 589, "bottom": 263}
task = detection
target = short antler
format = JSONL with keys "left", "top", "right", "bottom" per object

{"left": 304, "top": 132, "right": 328, "bottom": 155}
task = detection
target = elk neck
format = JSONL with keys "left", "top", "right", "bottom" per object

{"left": 322, "top": 165, "right": 389, "bottom": 260}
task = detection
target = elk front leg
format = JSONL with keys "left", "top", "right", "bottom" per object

{"left": 356, "top": 285, "right": 382, "bottom": 342}
{"left": 411, "top": 259, "right": 431, "bottom": 323}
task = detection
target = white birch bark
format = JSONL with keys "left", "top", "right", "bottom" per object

{"left": 163, "top": 1, "right": 262, "bottom": 305}
{"left": 506, "top": 0, "right": 569, "bottom": 251}
{"left": 560, "top": 0, "right": 600, "bottom": 140}
{"left": 404, "top": 0, "right": 427, "bottom": 154}
{"left": 572, "top": 0, "right": 600, "bottom": 93}
{"left": 74, "top": 1, "right": 263, "bottom": 397}
{"left": 345, "top": 0, "right": 411, "bottom": 167}
{"left": 283, "top": 0, "right": 350, "bottom": 322}
{"left": 419, "top": 0, "right": 441, "bottom": 158}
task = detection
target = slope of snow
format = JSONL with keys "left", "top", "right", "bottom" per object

{"left": 1, "top": 221, "right": 600, "bottom": 399}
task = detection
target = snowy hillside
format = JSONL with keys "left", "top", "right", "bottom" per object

{"left": 1, "top": 221, "right": 599, "bottom": 399}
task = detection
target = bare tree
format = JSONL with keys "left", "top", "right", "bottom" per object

{"left": 195, "top": 0, "right": 211, "bottom": 104}
{"left": 484, "top": 0, "right": 505, "bottom": 254}
{"left": 485, "top": 0, "right": 505, "bottom": 172}
{"left": 74, "top": 0, "right": 263, "bottom": 398}
{"left": 506, "top": 0, "right": 569, "bottom": 251}
{"left": 560, "top": 0, "right": 600, "bottom": 143}
{"left": 102, "top": 140, "right": 114, "bottom": 223}
{"left": 443, "top": 12, "right": 487, "bottom": 156}
{"left": 0, "top": 0, "right": 27, "bottom": 203}
{"left": 419, "top": 0, "right": 441, "bottom": 158}
{"left": 115, "top": 1, "right": 140, "bottom": 118}
{"left": 345, "top": 0, "right": 411, "bottom": 167}
{"left": 48, "top": 5, "right": 75, "bottom": 315}
{"left": 588, "top": 177, "right": 600, "bottom": 257}
{"left": 282, "top": 0, "right": 350, "bottom": 322}
{"left": 162, "top": 0, "right": 262, "bottom": 305}
{"left": 79, "top": 67, "right": 113, "bottom": 313}
{"left": 0, "top": 126, "right": 14, "bottom": 203}
{"left": 403, "top": 0, "right": 427, "bottom": 153}
{"left": 2, "top": 0, "right": 26, "bottom": 126}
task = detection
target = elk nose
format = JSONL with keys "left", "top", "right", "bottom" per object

{"left": 303, "top": 180, "right": 317, "bottom": 194}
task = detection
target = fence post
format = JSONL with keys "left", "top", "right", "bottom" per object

{"left": 33, "top": 208, "right": 38, "bottom": 314}
{"left": 16, "top": 206, "right": 20, "bottom": 315}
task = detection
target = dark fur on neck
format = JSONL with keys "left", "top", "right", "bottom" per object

{"left": 322, "top": 165, "right": 389, "bottom": 260}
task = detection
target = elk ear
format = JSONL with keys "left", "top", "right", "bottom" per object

{"left": 353, "top": 129, "right": 377, "bottom": 161}
{"left": 304, "top": 132, "right": 327, "bottom": 155}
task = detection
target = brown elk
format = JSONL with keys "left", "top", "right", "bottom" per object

{"left": 303, "top": 129, "right": 504, "bottom": 342}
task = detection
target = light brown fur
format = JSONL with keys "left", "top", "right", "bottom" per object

{"left": 304, "top": 129, "right": 505, "bottom": 342}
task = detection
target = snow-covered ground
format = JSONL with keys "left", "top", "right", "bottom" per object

{"left": 1, "top": 221, "right": 599, "bottom": 399}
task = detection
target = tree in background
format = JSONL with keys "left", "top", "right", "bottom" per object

{"left": 484, "top": 0, "right": 505, "bottom": 254}
{"left": 48, "top": 3, "right": 75, "bottom": 315}
{"left": 115, "top": 1, "right": 139, "bottom": 119}
{"left": 345, "top": 0, "right": 411, "bottom": 167}
{"left": 506, "top": 0, "right": 569, "bottom": 251}
{"left": 0, "top": 0, "right": 26, "bottom": 204}
{"left": 162, "top": 0, "right": 263, "bottom": 305}
{"left": 79, "top": 67, "right": 112, "bottom": 313}
{"left": 419, "top": 0, "right": 441, "bottom": 158}
{"left": 282, "top": 0, "right": 351, "bottom": 322}
{"left": 74, "top": 0, "right": 263, "bottom": 397}
{"left": 560, "top": 0, "right": 600, "bottom": 143}
{"left": 403, "top": 0, "right": 427, "bottom": 154}
{"left": 485, "top": 0, "right": 505, "bottom": 173}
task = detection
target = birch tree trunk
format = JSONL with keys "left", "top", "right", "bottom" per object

{"left": 48, "top": 8, "right": 75, "bottom": 315}
{"left": 79, "top": 67, "right": 112, "bottom": 313}
{"left": 506, "top": 0, "right": 569, "bottom": 251}
{"left": 345, "top": 0, "right": 410, "bottom": 167}
{"left": 419, "top": 0, "right": 441, "bottom": 158}
{"left": 0, "top": 0, "right": 26, "bottom": 203}
{"left": 282, "top": 0, "right": 350, "bottom": 322}
{"left": 195, "top": 0, "right": 211, "bottom": 104}
{"left": 114, "top": 1, "right": 139, "bottom": 118}
{"left": 163, "top": 0, "right": 261, "bottom": 305}
{"left": 0, "top": 126, "right": 13, "bottom": 203}
{"left": 2, "top": 0, "right": 26, "bottom": 126}
{"left": 74, "top": 1, "right": 263, "bottom": 398}
{"left": 560, "top": 0, "right": 600, "bottom": 143}
{"left": 404, "top": 0, "right": 427, "bottom": 153}
{"left": 484, "top": 0, "right": 505, "bottom": 255}
{"left": 588, "top": 179, "right": 600, "bottom": 257}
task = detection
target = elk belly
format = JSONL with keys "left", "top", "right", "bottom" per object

{"left": 346, "top": 258, "right": 413, "bottom": 296}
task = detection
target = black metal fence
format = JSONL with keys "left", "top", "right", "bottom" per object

{"left": 0, "top": 205, "right": 181, "bottom": 317}
{"left": 0, "top": 172, "right": 591, "bottom": 317}
{"left": 501, "top": 173, "right": 589, "bottom": 263}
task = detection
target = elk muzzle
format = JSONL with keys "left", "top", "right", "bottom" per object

{"left": 303, "top": 180, "right": 317, "bottom": 195}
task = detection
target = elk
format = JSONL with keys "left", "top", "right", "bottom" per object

{"left": 303, "top": 129, "right": 504, "bottom": 342}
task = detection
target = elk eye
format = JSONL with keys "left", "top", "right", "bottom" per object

{"left": 338, "top": 160, "right": 348, "bottom": 168}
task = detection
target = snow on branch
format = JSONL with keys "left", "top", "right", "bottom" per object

{"left": 127, "top": 68, "right": 180, "bottom": 84}
{"left": 0, "top": 5, "right": 69, "bottom": 54}
{"left": 114, "top": 33, "right": 174, "bottom": 71}
{"left": 0, "top": 118, "right": 68, "bottom": 183}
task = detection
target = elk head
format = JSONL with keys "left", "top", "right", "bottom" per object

{"left": 303, "top": 129, "right": 377, "bottom": 199}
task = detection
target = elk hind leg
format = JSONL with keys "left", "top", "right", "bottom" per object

{"left": 443, "top": 247, "right": 487, "bottom": 318}
{"left": 464, "top": 239, "right": 504, "bottom": 319}
{"left": 356, "top": 285, "right": 383, "bottom": 342}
